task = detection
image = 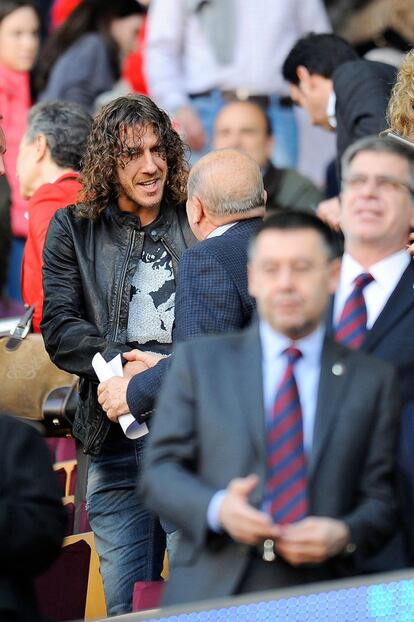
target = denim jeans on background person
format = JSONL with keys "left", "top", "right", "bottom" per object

{"left": 5, "top": 236, "right": 25, "bottom": 304}
{"left": 190, "top": 90, "right": 298, "bottom": 169}
{"left": 86, "top": 435, "right": 165, "bottom": 616}
{"left": 267, "top": 98, "right": 298, "bottom": 169}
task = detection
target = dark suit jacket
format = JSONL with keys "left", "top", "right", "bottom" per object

{"left": 333, "top": 59, "right": 397, "bottom": 165}
{"left": 263, "top": 161, "right": 324, "bottom": 212}
{"left": 141, "top": 326, "right": 400, "bottom": 605}
{"left": 127, "top": 218, "right": 260, "bottom": 419}
{"left": 327, "top": 259, "right": 414, "bottom": 562}
{"left": 0, "top": 415, "right": 66, "bottom": 621}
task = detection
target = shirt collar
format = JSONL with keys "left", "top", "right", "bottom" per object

{"left": 260, "top": 320, "right": 325, "bottom": 365}
{"left": 326, "top": 91, "right": 337, "bottom": 129}
{"left": 207, "top": 221, "right": 239, "bottom": 238}
{"left": 340, "top": 249, "right": 410, "bottom": 291}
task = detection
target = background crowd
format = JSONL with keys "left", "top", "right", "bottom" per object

{"left": 1, "top": 0, "right": 414, "bottom": 620}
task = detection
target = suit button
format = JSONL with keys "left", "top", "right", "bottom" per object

{"left": 345, "top": 542, "right": 357, "bottom": 554}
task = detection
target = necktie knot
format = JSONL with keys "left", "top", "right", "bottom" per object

{"left": 284, "top": 346, "right": 302, "bottom": 366}
{"left": 354, "top": 272, "right": 374, "bottom": 291}
{"left": 335, "top": 272, "right": 373, "bottom": 349}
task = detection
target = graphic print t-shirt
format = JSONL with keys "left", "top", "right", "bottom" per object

{"left": 127, "top": 229, "right": 175, "bottom": 349}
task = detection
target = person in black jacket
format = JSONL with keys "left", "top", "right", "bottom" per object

{"left": 282, "top": 32, "right": 396, "bottom": 230}
{"left": 0, "top": 413, "right": 66, "bottom": 622}
{"left": 97, "top": 148, "right": 265, "bottom": 424}
{"left": 41, "top": 94, "right": 195, "bottom": 615}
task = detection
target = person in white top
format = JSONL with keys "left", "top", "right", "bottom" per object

{"left": 145, "top": 0, "right": 331, "bottom": 165}
{"left": 328, "top": 134, "right": 414, "bottom": 571}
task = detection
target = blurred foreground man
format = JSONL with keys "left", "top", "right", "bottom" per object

{"left": 142, "top": 211, "right": 400, "bottom": 605}
{"left": 0, "top": 413, "right": 66, "bottom": 622}
{"left": 41, "top": 94, "right": 194, "bottom": 615}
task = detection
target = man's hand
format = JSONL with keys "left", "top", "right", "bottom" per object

{"left": 275, "top": 516, "right": 351, "bottom": 566}
{"left": 97, "top": 377, "right": 130, "bottom": 422}
{"left": 123, "top": 359, "right": 151, "bottom": 379}
{"left": 218, "top": 475, "right": 281, "bottom": 545}
{"left": 173, "top": 105, "right": 206, "bottom": 151}
{"left": 317, "top": 197, "right": 341, "bottom": 231}
{"left": 123, "top": 349, "right": 164, "bottom": 372}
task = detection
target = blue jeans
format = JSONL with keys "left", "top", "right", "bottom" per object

{"left": 86, "top": 435, "right": 165, "bottom": 616}
{"left": 5, "top": 236, "right": 25, "bottom": 304}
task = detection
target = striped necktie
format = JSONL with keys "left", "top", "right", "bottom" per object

{"left": 335, "top": 273, "right": 374, "bottom": 349}
{"left": 265, "top": 346, "right": 308, "bottom": 524}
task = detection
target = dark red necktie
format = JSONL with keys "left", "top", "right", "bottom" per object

{"left": 335, "top": 273, "right": 374, "bottom": 349}
{"left": 265, "top": 347, "right": 308, "bottom": 524}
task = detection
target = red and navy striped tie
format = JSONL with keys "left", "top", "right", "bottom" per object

{"left": 335, "top": 273, "right": 374, "bottom": 349}
{"left": 265, "top": 346, "right": 308, "bottom": 524}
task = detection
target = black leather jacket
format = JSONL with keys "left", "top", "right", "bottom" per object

{"left": 41, "top": 200, "right": 195, "bottom": 454}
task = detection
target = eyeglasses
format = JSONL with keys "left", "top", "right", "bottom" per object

{"left": 342, "top": 173, "right": 414, "bottom": 197}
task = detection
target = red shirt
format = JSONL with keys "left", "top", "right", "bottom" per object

{"left": 0, "top": 63, "right": 31, "bottom": 237}
{"left": 22, "top": 173, "right": 82, "bottom": 332}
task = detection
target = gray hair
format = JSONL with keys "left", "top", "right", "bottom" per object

{"left": 188, "top": 150, "right": 265, "bottom": 216}
{"left": 341, "top": 135, "right": 414, "bottom": 197}
{"left": 26, "top": 100, "right": 92, "bottom": 170}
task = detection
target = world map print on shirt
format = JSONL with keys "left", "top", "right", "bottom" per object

{"left": 127, "top": 241, "right": 175, "bottom": 345}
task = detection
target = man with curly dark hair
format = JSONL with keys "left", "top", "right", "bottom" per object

{"left": 40, "top": 94, "right": 195, "bottom": 615}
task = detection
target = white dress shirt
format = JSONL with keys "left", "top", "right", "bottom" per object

{"left": 206, "top": 221, "right": 238, "bottom": 239}
{"left": 326, "top": 91, "right": 337, "bottom": 129}
{"left": 333, "top": 250, "right": 410, "bottom": 329}
{"left": 146, "top": 0, "right": 331, "bottom": 112}
{"left": 207, "top": 321, "right": 324, "bottom": 531}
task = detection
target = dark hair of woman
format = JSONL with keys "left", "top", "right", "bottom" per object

{"left": 0, "top": 0, "right": 39, "bottom": 22}
{"left": 36, "top": 0, "right": 145, "bottom": 92}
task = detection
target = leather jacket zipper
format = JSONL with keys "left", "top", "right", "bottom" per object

{"left": 110, "top": 229, "right": 136, "bottom": 342}
{"left": 161, "top": 236, "right": 179, "bottom": 263}
{"left": 84, "top": 230, "right": 136, "bottom": 453}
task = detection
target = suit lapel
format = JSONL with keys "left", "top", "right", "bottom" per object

{"left": 308, "top": 337, "right": 351, "bottom": 481}
{"left": 362, "top": 261, "right": 414, "bottom": 352}
{"left": 236, "top": 324, "right": 267, "bottom": 465}
{"left": 325, "top": 295, "right": 335, "bottom": 335}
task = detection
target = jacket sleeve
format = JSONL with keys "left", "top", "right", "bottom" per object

{"left": 41, "top": 34, "right": 114, "bottom": 114}
{"left": 41, "top": 209, "right": 132, "bottom": 380}
{"left": 126, "top": 356, "right": 171, "bottom": 420}
{"left": 0, "top": 416, "right": 66, "bottom": 575}
{"left": 145, "top": 0, "right": 190, "bottom": 112}
{"left": 22, "top": 188, "right": 56, "bottom": 333}
{"left": 141, "top": 343, "right": 216, "bottom": 553}
{"left": 335, "top": 61, "right": 396, "bottom": 143}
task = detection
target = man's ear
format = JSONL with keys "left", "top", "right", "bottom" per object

{"left": 34, "top": 133, "right": 48, "bottom": 162}
{"left": 296, "top": 65, "right": 311, "bottom": 85}
{"left": 190, "top": 195, "right": 204, "bottom": 225}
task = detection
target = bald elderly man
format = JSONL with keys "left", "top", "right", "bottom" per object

{"left": 97, "top": 148, "right": 265, "bottom": 421}
{"left": 213, "top": 100, "right": 324, "bottom": 213}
